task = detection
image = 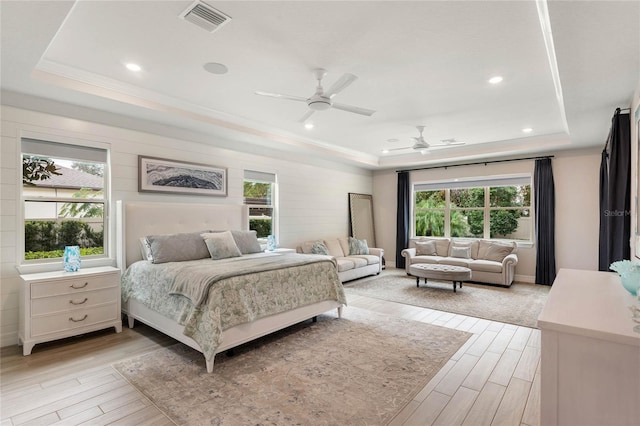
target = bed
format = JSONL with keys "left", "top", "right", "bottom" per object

{"left": 116, "top": 201, "right": 345, "bottom": 373}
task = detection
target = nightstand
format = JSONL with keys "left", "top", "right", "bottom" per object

{"left": 19, "top": 266, "right": 122, "bottom": 355}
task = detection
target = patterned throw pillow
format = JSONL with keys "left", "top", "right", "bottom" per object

{"left": 310, "top": 240, "right": 329, "bottom": 255}
{"left": 348, "top": 237, "right": 369, "bottom": 255}
{"left": 201, "top": 231, "right": 242, "bottom": 260}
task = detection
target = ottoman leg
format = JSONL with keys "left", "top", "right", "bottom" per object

{"left": 453, "top": 281, "right": 456, "bottom": 292}
{"left": 416, "top": 276, "right": 419, "bottom": 287}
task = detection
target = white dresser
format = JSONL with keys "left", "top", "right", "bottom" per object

{"left": 538, "top": 268, "right": 640, "bottom": 426}
{"left": 19, "top": 266, "right": 122, "bottom": 355}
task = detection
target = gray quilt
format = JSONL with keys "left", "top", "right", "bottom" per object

{"left": 121, "top": 253, "right": 345, "bottom": 361}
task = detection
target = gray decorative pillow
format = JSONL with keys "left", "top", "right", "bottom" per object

{"left": 415, "top": 241, "right": 437, "bottom": 256}
{"left": 451, "top": 246, "right": 471, "bottom": 259}
{"left": 311, "top": 240, "right": 329, "bottom": 255}
{"left": 145, "top": 231, "right": 211, "bottom": 264}
{"left": 230, "top": 230, "right": 262, "bottom": 254}
{"left": 348, "top": 237, "right": 369, "bottom": 255}
{"left": 478, "top": 241, "right": 515, "bottom": 262}
{"left": 201, "top": 231, "right": 242, "bottom": 260}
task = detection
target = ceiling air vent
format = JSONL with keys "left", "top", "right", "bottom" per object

{"left": 180, "top": 1, "right": 231, "bottom": 33}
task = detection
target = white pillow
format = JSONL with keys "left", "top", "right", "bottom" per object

{"left": 201, "top": 231, "right": 242, "bottom": 260}
{"left": 415, "top": 241, "right": 437, "bottom": 256}
{"left": 451, "top": 246, "right": 471, "bottom": 259}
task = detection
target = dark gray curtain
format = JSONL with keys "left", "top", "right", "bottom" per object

{"left": 599, "top": 109, "right": 631, "bottom": 270}
{"left": 535, "top": 158, "right": 556, "bottom": 285}
{"left": 396, "top": 171, "right": 410, "bottom": 268}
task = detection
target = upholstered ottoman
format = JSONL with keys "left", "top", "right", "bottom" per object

{"left": 409, "top": 264, "right": 472, "bottom": 292}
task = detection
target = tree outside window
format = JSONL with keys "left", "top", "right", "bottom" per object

{"left": 414, "top": 180, "right": 531, "bottom": 241}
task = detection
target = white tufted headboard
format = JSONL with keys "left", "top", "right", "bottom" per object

{"left": 116, "top": 201, "right": 249, "bottom": 269}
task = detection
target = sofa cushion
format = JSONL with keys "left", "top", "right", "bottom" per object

{"left": 348, "top": 237, "right": 369, "bottom": 255}
{"left": 335, "top": 258, "right": 355, "bottom": 272}
{"left": 412, "top": 255, "right": 442, "bottom": 265}
{"left": 325, "top": 239, "right": 345, "bottom": 257}
{"left": 417, "top": 238, "right": 450, "bottom": 256}
{"left": 438, "top": 257, "right": 470, "bottom": 267}
{"left": 468, "top": 259, "right": 503, "bottom": 273}
{"left": 350, "top": 254, "right": 380, "bottom": 265}
{"left": 311, "top": 240, "right": 329, "bottom": 255}
{"left": 415, "top": 240, "right": 437, "bottom": 256}
{"left": 348, "top": 256, "right": 369, "bottom": 268}
{"left": 478, "top": 240, "right": 516, "bottom": 262}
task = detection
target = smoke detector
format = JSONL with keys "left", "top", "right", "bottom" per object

{"left": 180, "top": 1, "right": 231, "bottom": 33}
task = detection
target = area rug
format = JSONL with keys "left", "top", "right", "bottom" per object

{"left": 344, "top": 270, "right": 549, "bottom": 328}
{"left": 113, "top": 306, "right": 470, "bottom": 425}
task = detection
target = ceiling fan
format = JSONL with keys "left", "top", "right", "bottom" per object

{"left": 255, "top": 68, "right": 376, "bottom": 122}
{"left": 386, "top": 126, "right": 465, "bottom": 155}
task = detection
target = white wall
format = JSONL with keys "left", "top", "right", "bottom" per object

{"left": 373, "top": 149, "right": 602, "bottom": 282}
{"left": 0, "top": 105, "right": 372, "bottom": 347}
{"left": 631, "top": 80, "right": 640, "bottom": 260}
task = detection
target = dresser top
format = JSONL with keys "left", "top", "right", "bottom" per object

{"left": 537, "top": 268, "right": 640, "bottom": 346}
{"left": 19, "top": 266, "right": 120, "bottom": 282}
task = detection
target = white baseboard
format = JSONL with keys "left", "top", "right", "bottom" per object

{"left": 515, "top": 274, "right": 535, "bottom": 283}
{"left": 1, "top": 331, "right": 19, "bottom": 348}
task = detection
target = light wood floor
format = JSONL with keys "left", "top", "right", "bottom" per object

{"left": 1, "top": 294, "right": 540, "bottom": 426}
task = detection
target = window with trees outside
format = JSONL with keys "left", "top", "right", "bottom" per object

{"left": 413, "top": 175, "right": 532, "bottom": 241}
{"left": 243, "top": 170, "right": 276, "bottom": 242}
{"left": 21, "top": 139, "right": 108, "bottom": 262}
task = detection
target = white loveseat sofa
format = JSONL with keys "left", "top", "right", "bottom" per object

{"left": 297, "top": 237, "right": 383, "bottom": 282}
{"left": 401, "top": 238, "right": 518, "bottom": 287}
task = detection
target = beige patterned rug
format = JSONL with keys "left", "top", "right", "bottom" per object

{"left": 114, "top": 307, "right": 470, "bottom": 425}
{"left": 344, "top": 270, "right": 549, "bottom": 328}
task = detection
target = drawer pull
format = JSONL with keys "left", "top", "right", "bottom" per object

{"left": 70, "top": 282, "right": 89, "bottom": 289}
{"left": 69, "top": 298, "right": 88, "bottom": 305}
{"left": 69, "top": 314, "right": 88, "bottom": 323}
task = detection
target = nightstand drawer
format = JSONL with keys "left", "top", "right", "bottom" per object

{"left": 31, "top": 304, "right": 118, "bottom": 337}
{"left": 31, "top": 273, "right": 117, "bottom": 299}
{"left": 31, "top": 287, "right": 118, "bottom": 316}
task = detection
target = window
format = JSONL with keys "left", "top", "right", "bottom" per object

{"left": 243, "top": 170, "right": 276, "bottom": 241}
{"left": 413, "top": 175, "right": 531, "bottom": 241}
{"left": 21, "top": 139, "right": 108, "bottom": 262}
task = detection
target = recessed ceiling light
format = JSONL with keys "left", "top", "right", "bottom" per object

{"left": 304, "top": 122, "right": 314, "bottom": 130}
{"left": 203, "top": 62, "right": 228, "bottom": 75}
{"left": 125, "top": 63, "right": 142, "bottom": 72}
{"left": 488, "top": 76, "right": 503, "bottom": 84}
{"left": 522, "top": 127, "right": 533, "bottom": 133}
{"left": 382, "top": 149, "right": 389, "bottom": 154}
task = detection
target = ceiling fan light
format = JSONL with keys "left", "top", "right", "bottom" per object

{"left": 420, "top": 149, "right": 429, "bottom": 155}
{"left": 308, "top": 100, "right": 331, "bottom": 111}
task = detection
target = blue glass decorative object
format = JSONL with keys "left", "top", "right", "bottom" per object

{"left": 63, "top": 245, "right": 81, "bottom": 272}
{"left": 266, "top": 235, "right": 277, "bottom": 251}
{"left": 610, "top": 260, "right": 640, "bottom": 296}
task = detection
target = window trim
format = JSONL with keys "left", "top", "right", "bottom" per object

{"left": 17, "top": 135, "right": 113, "bottom": 274}
{"left": 243, "top": 170, "right": 278, "bottom": 242}
{"left": 412, "top": 174, "right": 533, "bottom": 243}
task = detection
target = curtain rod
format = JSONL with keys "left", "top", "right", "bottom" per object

{"left": 395, "top": 155, "right": 554, "bottom": 173}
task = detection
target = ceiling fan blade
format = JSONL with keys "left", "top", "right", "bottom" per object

{"left": 324, "top": 73, "right": 357, "bottom": 98}
{"left": 254, "top": 91, "right": 307, "bottom": 102}
{"left": 297, "top": 109, "right": 316, "bottom": 123}
{"left": 430, "top": 142, "right": 466, "bottom": 147}
{"left": 331, "top": 102, "right": 375, "bottom": 116}
{"left": 386, "top": 146, "right": 413, "bottom": 152}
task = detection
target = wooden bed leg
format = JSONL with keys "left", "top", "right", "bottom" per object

{"left": 127, "top": 315, "right": 135, "bottom": 328}
{"left": 312, "top": 316, "right": 317, "bottom": 323}
{"left": 337, "top": 306, "right": 343, "bottom": 318}
{"left": 206, "top": 357, "right": 214, "bottom": 373}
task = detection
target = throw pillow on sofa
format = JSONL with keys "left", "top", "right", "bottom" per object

{"left": 478, "top": 240, "right": 515, "bottom": 262}
{"left": 415, "top": 240, "right": 437, "bottom": 256}
{"left": 311, "top": 240, "right": 330, "bottom": 255}
{"left": 349, "top": 237, "right": 369, "bottom": 255}
{"left": 451, "top": 246, "right": 471, "bottom": 259}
